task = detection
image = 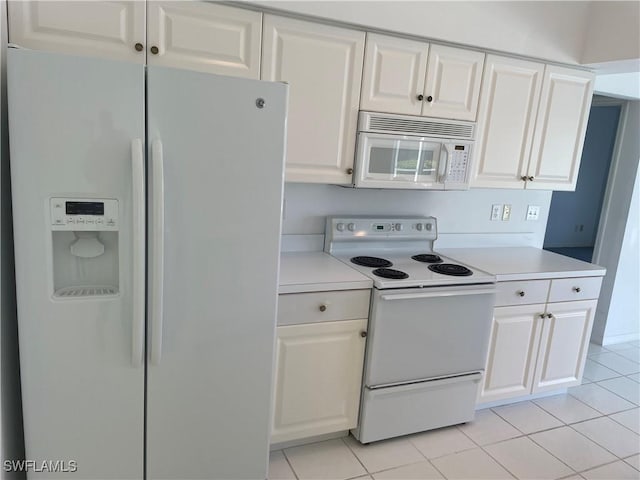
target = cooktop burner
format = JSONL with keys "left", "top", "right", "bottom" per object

{"left": 351, "top": 256, "right": 393, "bottom": 268}
{"left": 428, "top": 263, "right": 473, "bottom": 276}
{"left": 411, "top": 254, "right": 443, "bottom": 264}
{"left": 372, "top": 268, "right": 409, "bottom": 279}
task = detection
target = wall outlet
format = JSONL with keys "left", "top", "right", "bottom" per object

{"left": 526, "top": 205, "right": 540, "bottom": 221}
{"left": 491, "top": 204, "right": 502, "bottom": 221}
{"left": 502, "top": 204, "right": 512, "bottom": 221}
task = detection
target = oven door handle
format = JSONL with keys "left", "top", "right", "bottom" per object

{"left": 380, "top": 288, "right": 495, "bottom": 301}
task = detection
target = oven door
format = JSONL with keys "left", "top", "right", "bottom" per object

{"left": 364, "top": 284, "right": 496, "bottom": 388}
{"left": 355, "top": 133, "right": 446, "bottom": 189}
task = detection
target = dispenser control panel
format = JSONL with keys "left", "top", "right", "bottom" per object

{"left": 50, "top": 197, "right": 118, "bottom": 231}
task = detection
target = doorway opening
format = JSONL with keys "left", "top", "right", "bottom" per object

{"left": 543, "top": 98, "right": 622, "bottom": 262}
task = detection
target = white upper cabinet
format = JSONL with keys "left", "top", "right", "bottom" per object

{"left": 472, "top": 55, "right": 545, "bottom": 189}
{"left": 8, "top": 1, "right": 146, "bottom": 63}
{"left": 473, "top": 59, "right": 594, "bottom": 191}
{"left": 360, "top": 34, "right": 429, "bottom": 116}
{"left": 146, "top": 2, "right": 262, "bottom": 78}
{"left": 527, "top": 66, "right": 595, "bottom": 191}
{"left": 360, "top": 35, "right": 483, "bottom": 121}
{"left": 422, "top": 44, "right": 484, "bottom": 121}
{"left": 262, "top": 15, "right": 365, "bottom": 184}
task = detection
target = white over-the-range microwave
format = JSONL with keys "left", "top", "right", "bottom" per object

{"left": 353, "top": 111, "right": 475, "bottom": 190}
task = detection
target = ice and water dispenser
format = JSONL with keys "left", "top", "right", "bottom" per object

{"left": 50, "top": 197, "right": 119, "bottom": 298}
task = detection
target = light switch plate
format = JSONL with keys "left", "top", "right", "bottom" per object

{"left": 502, "top": 204, "right": 512, "bottom": 221}
{"left": 526, "top": 205, "right": 540, "bottom": 221}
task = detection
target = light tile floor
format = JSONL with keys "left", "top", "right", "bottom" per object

{"left": 269, "top": 342, "right": 640, "bottom": 480}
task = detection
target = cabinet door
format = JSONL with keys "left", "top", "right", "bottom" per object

{"left": 8, "top": 1, "right": 145, "bottom": 63}
{"left": 271, "top": 319, "right": 367, "bottom": 444}
{"left": 479, "top": 304, "right": 545, "bottom": 403}
{"left": 147, "top": 2, "right": 261, "bottom": 78}
{"left": 262, "top": 15, "right": 365, "bottom": 184}
{"left": 422, "top": 45, "right": 484, "bottom": 121}
{"left": 532, "top": 300, "right": 597, "bottom": 393}
{"left": 527, "top": 66, "right": 594, "bottom": 191}
{"left": 472, "top": 55, "right": 545, "bottom": 189}
{"left": 360, "top": 33, "right": 429, "bottom": 116}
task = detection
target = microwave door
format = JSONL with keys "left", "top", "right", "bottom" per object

{"left": 356, "top": 133, "right": 445, "bottom": 189}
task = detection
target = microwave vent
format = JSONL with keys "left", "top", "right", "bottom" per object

{"left": 361, "top": 112, "right": 475, "bottom": 140}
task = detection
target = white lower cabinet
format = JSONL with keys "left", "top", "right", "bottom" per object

{"left": 480, "top": 278, "right": 601, "bottom": 404}
{"left": 271, "top": 318, "right": 367, "bottom": 444}
{"left": 480, "top": 304, "right": 545, "bottom": 402}
{"left": 532, "top": 299, "right": 597, "bottom": 393}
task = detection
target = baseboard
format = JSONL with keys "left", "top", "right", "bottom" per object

{"left": 476, "top": 388, "right": 569, "bottom": 410}
{"left": 603, "top": 332, "right": 640, "bottom": 345}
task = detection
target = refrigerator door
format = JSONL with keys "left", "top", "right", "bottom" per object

{"left": 146, "top": 67, "right": 288, "bottom": 479}
{"left": 7, "top": 50, "right": 144, "bottom": 478}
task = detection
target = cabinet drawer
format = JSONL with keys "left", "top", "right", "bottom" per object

{"left": 278, "top": 289, "right": 370, "bottom": 325}
{"left": 495, "top": 280, "right": 550, "bottom": 306}
{"left": 548, "top": 277, "right": 603, "bottom": 302}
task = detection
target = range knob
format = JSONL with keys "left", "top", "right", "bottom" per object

{"left": 416, "top": 223, "right": 423, "bottom": 231}
{"left": 425, "top": 223, "right": 433, "bottom": 231}
{"left": 394, "top": 223, "right": 403, "bottom": 231}
{"left": 347, "top": 223, "right": 356, "bottom": 232}
{"left": 336, "top": 223, "right": 345, "bottom": 232}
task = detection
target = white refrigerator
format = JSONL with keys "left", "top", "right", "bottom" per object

{"left": 7, "top": 48, "right": 287, "bottom": 479}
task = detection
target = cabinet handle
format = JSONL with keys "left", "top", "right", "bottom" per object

{"left": 417, "top": 94, "right": 424, "bottom": 101}
{"left": 546, "top": 313, "right": 553, "bottom": 318}
{"left": 360, "top": 331, "right": 367, "bottom": 338}
{"left": 150, "top": 46, "right": 159, "bottom": 55}
{"left": 528, "top": 176, "right": 534, "bottom": 181}
{"left": 517, "top": 290, "right": 525, "bottom": 297}
{"left": 539, "top": 314, "right": 546, "bottom": 319}
{"left": 573, "top": 287, "right": 581, "bottom": 293}
{"left": 426, "top": 95, "right": 433, "bottom": 102}
{"left": 346, "top": 168, "right": 353, "bottom": 175}
{"left": 521, "top": 176, "right": 528, "bottom": 181}
{"left": 134, "top": 43, "right": 144, "bottom": 52}
{"left": 318, "top": 304, "right": 327, "bottom": 312}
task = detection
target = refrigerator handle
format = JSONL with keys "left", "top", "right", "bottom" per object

{"left": 131, "top": 138, "right": 145, "bottom": 367}
{"left": 149, "top": 139, "right": 165, "bottom": 366}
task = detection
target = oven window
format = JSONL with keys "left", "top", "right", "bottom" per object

{"left": 369, "top": 145, "right": 436, "bottom": 176}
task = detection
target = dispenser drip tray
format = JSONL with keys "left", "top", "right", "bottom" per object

{"left": 55, "top": 285, "right": 118, "bottom": 298}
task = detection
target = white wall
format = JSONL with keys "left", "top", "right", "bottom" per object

{"left": 251, "top": 1, "right": 591, "bottom": 64}
{"left": 582, "top": 1, "right": 640, "bottom": 66}
{"left": 592, "top": 101, "right": 640, "bottom": 344}
{"left": 282, "top": 183, "right": 552, "bottom": 250}
{"left": 594, "top": 72, "right": 640, "bottom": 100}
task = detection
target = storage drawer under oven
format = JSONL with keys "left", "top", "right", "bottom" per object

{"left": 364, "top": 285, "right": 495, "bottom": 387}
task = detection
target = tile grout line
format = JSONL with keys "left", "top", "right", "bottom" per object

{"left": 340, "top": 436, "right": 375, "bottom": 477}
{"left": 280, "top": 448, "right": 300, "bottom": 480}
{"left": 567, "top": 419, "right": 640, "bottom": 461}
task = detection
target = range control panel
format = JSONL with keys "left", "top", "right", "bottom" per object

{"left": 328, "top": 217, "right": 437, "bottom": 241}
{"left": 50, "top": 197, "right": 119, "bottom": 231}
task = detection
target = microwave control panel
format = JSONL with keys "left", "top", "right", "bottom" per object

{"left": 447, "top": 144, "right": 471, "bottom": 183}
{"left": 50, "top": 197, "right": 119, "bottom": 231}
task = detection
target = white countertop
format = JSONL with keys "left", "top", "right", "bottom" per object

{"left": 279, "top": 252, "right": 373, "bottom": 294}
{"left": 439, "top": 247, "right": 606, "bottom": 282}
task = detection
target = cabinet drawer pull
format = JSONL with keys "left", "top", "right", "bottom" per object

{"left": 134, "top": 43, "right": 144, "bottom": 52}
{"left": 517, "top": 290, "right": 525, "bottom": 297}
{"left": 573, "top": 287, "right": 581, "bottom": 293}
{"left": 150, "top": 45, "right": 159, "bottom": 55}
{"left": 546, "top": 313, "right": 553, "bottom": 319}
{"left": 426, "top": 95, "right": 433, "bottom": 102}
{"left": 318, "top": 304, "right": 327, "bottom": 312}
{"left": 528, "top": 176, "right": 534, "bottom": 181}
{"left": 521, "top": 176, "right": 528, "bottom": 181}
{"left": 360, "top": 331, "right": 367, "bottom": 338}
{"left": 346, "top": 168, "right": 353, "bottom": 175}
{"left": 417, "top": 94, "right": 424, "bottom": 101}
{"left": 539, "top": 313, "right": 546, "bottom": 319}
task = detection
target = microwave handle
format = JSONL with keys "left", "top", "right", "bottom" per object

{"left": 439, "top": 143, "right": 451, "bottom": 183}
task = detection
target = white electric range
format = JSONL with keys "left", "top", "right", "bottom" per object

{"left": 325, "top": 216, "right": 496, "bottom": 444}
